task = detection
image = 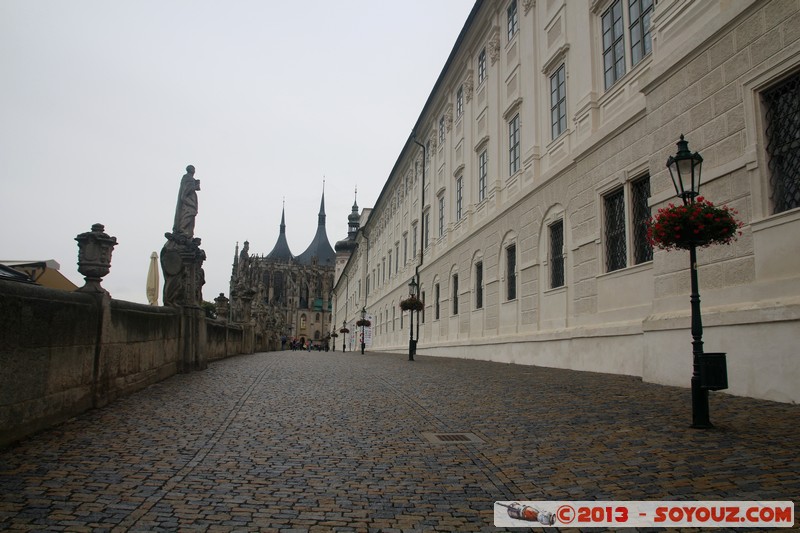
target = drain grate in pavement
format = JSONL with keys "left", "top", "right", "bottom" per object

{"left": 421, "top": 431, "right": 484, "bottom": 444}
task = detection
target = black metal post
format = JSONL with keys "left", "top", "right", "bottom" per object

{"left": 409, "top": 306, "right": 415, "bottom": 361}
{"left": 689, "top": 243, "right": 712, "bottom": 428}
{"left": 361, "top": 326, "right": 365, "bottom": 355}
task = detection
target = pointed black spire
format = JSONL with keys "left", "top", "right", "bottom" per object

{"left": 266, "top": 204, "right": 294, "bottom": 261}
{"left": 297, "top": 187, "right": 335, "bottom": 266}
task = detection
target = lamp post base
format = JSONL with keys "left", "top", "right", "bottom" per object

{"left": 408, "top": 339, "right": 416, "bottom": 361}
{"left": 690, "top": 376, "right": 713, "bottom": 429}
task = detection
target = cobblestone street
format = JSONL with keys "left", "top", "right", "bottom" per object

{"left": 1, "top": 350, "right": 799, "bottom": 532}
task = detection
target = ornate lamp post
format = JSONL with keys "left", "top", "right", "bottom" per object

{"left": 666, "top": 135, "right": 714, "bottom": 429}
{"left": 408, "top": 276, "right": 418, "bottom": 361}
{"left": 342, "top": 320, "right": 347, "bottom": 352}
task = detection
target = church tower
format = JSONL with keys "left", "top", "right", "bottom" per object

{"left": 228, "top": 188, "right": 336, "bottom": 351}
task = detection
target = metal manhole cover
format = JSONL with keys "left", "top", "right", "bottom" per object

{"left": 421, "top": 432, "right": 484, "bottom": 444}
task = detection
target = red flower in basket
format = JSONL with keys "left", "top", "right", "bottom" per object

{"left": 646, "top": 197, "right": 743, "bottom": 251}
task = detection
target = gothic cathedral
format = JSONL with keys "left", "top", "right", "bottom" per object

{"left": 229, "top": 192, "right": 336, "bottom": 349}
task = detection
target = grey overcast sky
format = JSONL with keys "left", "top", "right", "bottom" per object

{"left": 0, "top": 0, "right": 475, "bottom": 304}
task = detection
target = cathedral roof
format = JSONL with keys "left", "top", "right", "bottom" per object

{"left": 296, "top": 192, "right": 336, "bottom": 266}
{"left": 266, "top": 207, "right": 295, "bottom": 261}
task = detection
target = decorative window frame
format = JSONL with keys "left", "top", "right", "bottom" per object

{"left": 742, "top": 40, "right": 800, "bottom": 222}
{"left": 595, "top": 161, "right": 652, "bottom": 273}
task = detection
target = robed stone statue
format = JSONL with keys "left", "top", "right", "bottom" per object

{"left": 162, "top": 165, "right": 205, "bottom": 308}
{"left": 173, "top": 165, "right": 201, "bottom": 238}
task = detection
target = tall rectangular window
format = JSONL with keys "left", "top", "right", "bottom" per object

{"left": 403, "top": 233, "right": 408, "bottom": 265}
{"left": 478, "top": 150, "right": 488, "bottom": 201}
{"left": 478, "top": 48, "right": 487, "bottom": 85}
{"left": 631, "top": 175, "right": 653, "bottom": 264}
{"left": 604, "top": 189, "right": 627, "bottom": 272}
{"left": 763, "top": 72, "right": 800, "bottom": 214}
{"left": 456, "top": 176, "right": 463, "bottom": 221}
{"left": 382, "top": 257, "right": 387, "bottom": 282}
{"left": 507, "top": 0, "right": 518, "bottom": 41}
{"left": 452, "top": 274, "right": 459, "bottom": 315}
{"left": 412, "top": 224, "right": 418, "bottom": 258}
{"left": 387, "top": 251, "right": 392, "bottom": 279}
{"left": 421, "top": 291, "right": 426, "bottom": 323}
{"left": 602, "top": 0, "right": 626, "bottom": 89}
{"left": 395, "top": 244, "right": 399, "bottom": 273}
{"left": 509, "top": 113, "right": 520, "bottom": 176}
{"left": 456, "top": 85, "right": 464, "bottom": 119}
{"left": 434, "top": 283, "right": 440, "bottom": 320}
{"left": 424, "top": 212, "right": 430, "bottom": 248}
{"left": 475, "top": 261, "right": 483, "bottom": 309}
{"left": 550, "top": 64, "right": 566, "bottom": 139}
{"left": 366, "top": 275, "right": 370, "bottom": 296}
{"left": 629, "top": 0, "right": 653, "bottom": 66}
{"left": 506, "top": 244, "right": 517, "bottom": 300}
{"left": 439, "top": 115, "right": 446, "bottom": 145}
{"left": 550, "top": 220, "right": 565, "bottom": 288}
{"left": 438, "top": 196, "right": 445, "bottom": 237}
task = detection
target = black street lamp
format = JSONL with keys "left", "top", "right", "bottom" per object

{"left": 342, "top": 320, "right": 347, "bottom": 352}
{"left": 666, "top": 135, "right": 714, "bottom": 429}
{"left": 408, "top": 276, "right": 418, "bottom": 361}
{"left": 360, "top": 306, "right": 367, "bottom": 355}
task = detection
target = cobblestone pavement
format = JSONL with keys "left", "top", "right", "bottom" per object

{"left": 1, "top": 351, "right": 798, "bottom": 532}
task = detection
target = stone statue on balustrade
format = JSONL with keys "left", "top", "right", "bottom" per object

{"left": 161, "top": 165, "right": 206, "bottom": 308}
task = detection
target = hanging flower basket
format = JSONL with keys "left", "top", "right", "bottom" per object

{"left": 339, "top": 327, "right": 350, "bottom": 334}
{"left": 647, "top": 197, "right": 743, "bottom": 251}
{"left": 330, "top": 332, "right": 338, "bottom": 338}
{"left": 356, "top": 319, "right": 371, "bottom": 327}
{"left": 399, "top": 295, "right": 425, "bottom": 312}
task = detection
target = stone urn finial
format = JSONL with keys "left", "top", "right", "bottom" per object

{"left": 75, "top": 223, "right": 118, "bottom": 293}
{"left": 214, "top": 292, "right": 230, "bottom": 321}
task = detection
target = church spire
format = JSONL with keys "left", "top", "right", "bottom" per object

{"left": 266, "top": 203, "right": 294, "bottom": 261}
{"left": 297, "top": 186, "right": 335, "bottom": 266}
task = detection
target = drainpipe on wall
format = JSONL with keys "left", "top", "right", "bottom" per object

{"left": 412, "top": 131, "right": 426, "bottom": 343}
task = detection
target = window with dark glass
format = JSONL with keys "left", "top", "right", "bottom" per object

{"left": 763, "top": 72, "right": 800, "bottom": 214}
{"left": 456, "top": 177, "right": 463, "bottom": 221}
{"left": 452, "top": 274, "right": 459, "bottom": 315}
{"left": 629, "top": 0, "right": 653, "bottom": 66}
{"left": 506, "top": 244, "right": 517, "bottom": 300}
{"left": 438, "top": 196, "right": 445, "bottom": 237}
{"left": 550, "top": 64, "right": 566, "bottom": 139}
{"left": 550, "top": 220, "right": 565, "bottom": 288}
{"left": 456, "top": 86, "right": 464, "bottom": 119}
{"left": 434, "top": 283, "right": 440, "bottom": 320}
{"left": 475, "top": 261, "right": 483, "bottom": 309}
{"left": 631, "top": 175, "right": 653, "bottom": 264}
{"left": 478, "top": 150, "right": 488, "bottom": 201}
{"left": 507, "top": 0, "right": 518, "bottom": 41}
{"left": 602, "top": 0, "right": 626, "bottom": 89}
{"left": 509, "top": 113, "right": 520, "bottom": 176}
{"left": 439, "top": 115, "right": 446, "bottom": 145}
{"left": 478, "top": 48, "right": 487, "bottom": 85}
{"left": 604, "top": 189, "right": 627, "bottom": 272}
{"left": 424, "top": 212, "right": 430, "bottom": 248}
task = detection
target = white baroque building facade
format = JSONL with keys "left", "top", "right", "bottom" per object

{"left": 332, "top": 0, "right": 800, "bottom": 404}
